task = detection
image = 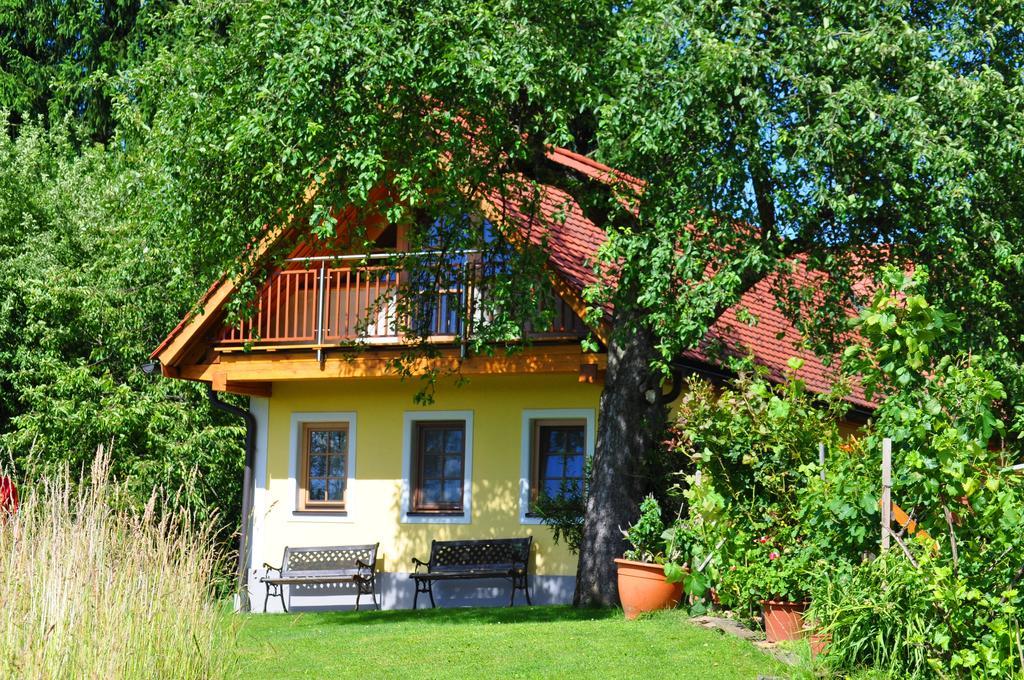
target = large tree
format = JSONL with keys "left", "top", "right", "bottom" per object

{"left": 1, "top": 0, "right": 176, "bottom": 142}
{"left": 0, "top": 121, "right": 244, "bottom": 541}
{"left": 132, "top": 0, "right": 1024, "bottom": 606}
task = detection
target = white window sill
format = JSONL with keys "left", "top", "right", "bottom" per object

{"left": 288, "top": 511, "right": 356, "bottom": 524}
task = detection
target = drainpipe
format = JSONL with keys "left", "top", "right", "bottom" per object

{"left": 207, "top": 385, "right": 256, "bottom": 613}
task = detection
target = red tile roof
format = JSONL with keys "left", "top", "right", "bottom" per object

{"left": 153, "top": 145, "right": 872, "bottom": 409}
{"left": 489, "top": 148, "right": 872, "bottom": 409}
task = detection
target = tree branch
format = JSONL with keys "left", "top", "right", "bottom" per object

{"left": 510, "top": 134, "right": 640, "bottom": 234}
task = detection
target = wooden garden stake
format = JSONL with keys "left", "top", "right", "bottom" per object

{"left": 881, "top": 438, "right": 892, "bottom": 552}
{"left": 943, "top": 505, "right": 959, "bottom": 573}
{"left": 889, "top": 530, "right": 919, "bottom": 568}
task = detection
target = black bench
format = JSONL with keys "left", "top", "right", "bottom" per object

{"left": 261, "top": 543, "right": 379, "bottom": 612}
{"left": 409, "top": 537, "right": 532, "bottom": 609}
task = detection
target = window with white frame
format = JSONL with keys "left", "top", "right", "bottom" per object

{"left": 519, "top": 409, "right": 595, "bottom": 524}
{"left": 402, "top": 411, "right": 473, "bottom": 524}
{"left": 289, "top": 412, "right": 357, "bottom": 517}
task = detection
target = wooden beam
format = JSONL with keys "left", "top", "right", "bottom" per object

{"left": 223, "top": 381, "right": 273, "bottom": 398}
{"left": 578, "top": 363, "right": 606, "bottom": 384}
{"left": 180, "top": 346, "right": 607, "bottom": 383}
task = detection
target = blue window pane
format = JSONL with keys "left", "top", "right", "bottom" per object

{"left": 309, "top": 455, "right": 326, "bottom": 477}
{"left": 442, "top": 480, "right": 461, "bottom": 504}
{"left": 546, "top": 429, "right": 565, "bottom": 453}
{"left": 444, "top": 455, "right": 462, "bottom": 478}
{"left": 422, "top": 480, "right": 442, "bottom": 505}
{"left": 566, "top": 455, "right": 584, "bottom": 479}
{"left": 328, "top": 455, "right": 345, "bottom": 477}
{"left": 444, "top": 429, "right": 463, "bottom": 454}
{"left": 328, "top": 430, "right": 346, "bottom": 452}
{"left": 327, "top": 478, "right": 344, "bottom": 501}
{"left": 567, "top": 429, "right": 585, "bottom": 454}
{"left": 309, "top": 478, "right": 326, "bottom": 501}
{"left": 423, "top": 430, "right": 443, "bottom": 455}
{"left": 544, "top": 455, "right": 564, "bottom": 478}
{"left": 565, "top": 480, "right": 583, "bottom": 498}
{"left": 543, "top": 479, "right": 563, "bottom": 498}
{"left": 310, "top": 431, "right": 328, "bottom": 453}
{"left": 423, "top": 455, "right": 441, "bottom": 477}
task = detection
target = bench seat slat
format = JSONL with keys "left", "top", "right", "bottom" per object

{"left": 264, "top": 575, "right": 367, "bottom": 586}
{"left": 411, "top": 569, "right": 523, "bottom": 580}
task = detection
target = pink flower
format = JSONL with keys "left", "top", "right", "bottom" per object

{"left": 769, "top": 551, "right": 780, "bottom": 560}
{"left": 757, "top": 536, "right": 769, "bottom": 544}
{"left": 729, "top": 565, "right": 737, "bottom": 571}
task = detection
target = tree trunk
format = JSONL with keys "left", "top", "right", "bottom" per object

{"left": 573, "top": 306, "right": 665, "bottom": 607}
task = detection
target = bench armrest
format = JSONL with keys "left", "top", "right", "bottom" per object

{"left": 411, "top": 557, "right": 430, "bottom": 573}
{"left": 356, "top": 559, "right": 375, "bottom": 577}
{"left": 263, "top": 563, "right": 281, "bottom": 577}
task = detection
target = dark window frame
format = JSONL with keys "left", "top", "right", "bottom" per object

{"left": 529, "top": 419, "right": 587, "bottom": 510}
{"left": 411, "top": 420, "right": 467, "bottom": 514}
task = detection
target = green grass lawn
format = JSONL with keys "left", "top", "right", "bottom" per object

{"left": 233, "top": 605, "right": 788, "bottom": 679}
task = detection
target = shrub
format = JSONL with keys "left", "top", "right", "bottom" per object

{"left": 810, "top": 551, "right": 933, "bottom": 678}
{"left": 0, "top": 448, "right": 236, "bottom": 679}
{"left": 670, "top": 366, "right": 855, "bottom": 612}
{"left": 814, "top": 266, "right": 1024, "bottom": 677}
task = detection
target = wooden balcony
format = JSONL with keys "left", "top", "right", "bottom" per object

{"left": 216, "top": 256, "right": 588, "bottom": 350}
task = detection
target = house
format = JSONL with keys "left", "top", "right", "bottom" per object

{"left": 151, "top": 147, "right": 870, "bottom": 611}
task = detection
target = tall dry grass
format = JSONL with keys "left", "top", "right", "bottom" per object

{"left": 0, "top": 447, "right": 236, "bottom": 679}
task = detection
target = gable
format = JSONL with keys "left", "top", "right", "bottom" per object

{"left": 151, "top": 197, "right": 593, "bottom": 371}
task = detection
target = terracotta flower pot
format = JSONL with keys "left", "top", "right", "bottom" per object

{"left": 808, "top": 631, "right": 831, "bottom": 658}
{"left": 760, "top": 599, "right": 808, "bottom": 643}
{"left": 614, "top": 558, "right": 683, "bottom": 620}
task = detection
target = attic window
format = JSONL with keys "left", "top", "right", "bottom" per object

{"left": 374, "top": 223, "right": 398, "bottom": 249}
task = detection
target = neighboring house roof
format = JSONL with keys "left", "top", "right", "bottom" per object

{"left": 153, "top": 145, "right": 871, "bottom": 409}
{"left": 485, "top": 148, "right": 872, "bottom": 409}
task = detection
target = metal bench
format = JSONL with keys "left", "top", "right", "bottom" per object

{"left": 261, "top": 543, "right": 379, "bottom": 612}
{"left": 409, "top": 537, "right": 532, "bottom": 609}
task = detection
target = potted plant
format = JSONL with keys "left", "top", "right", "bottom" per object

{"left": 614, "top": 496, "right": 687, "bottom": 619}
{"left": 728, "top": 528, "right": 813, "bottom": 642}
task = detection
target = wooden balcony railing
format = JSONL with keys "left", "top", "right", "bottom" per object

{"left": 216, "top": 257, "right": 588, "bottom": 348}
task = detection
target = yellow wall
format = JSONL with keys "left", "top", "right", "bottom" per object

{"left": 260, "top": 373, "right": 602, "bottom": 576}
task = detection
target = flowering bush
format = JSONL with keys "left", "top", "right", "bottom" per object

{"left": 670, "top": 366, "right": 853, "bottom": 613}
{"left": 667, "top": 267, "right": 1024, "bottom": 676}
{"left": 811, "top": 268, "right": 1024, "bottom": 677}
{"left": 717, "top": 527, "right": 816, "bottom": 604}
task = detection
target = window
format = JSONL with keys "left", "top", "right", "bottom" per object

{"left": 412, "top": 421, "right": 466, "bottom": 513}
{"left": 299, "top": 423, "right": 348, "bottom": 511}
{"left": 402, "top": 411, "right": 473, "bottom": 524}
{"left": 531, "top": 420, "right": 586, "bottom": 504}
{"left": 519, "top": 409, "right": 594, "bottom": 524}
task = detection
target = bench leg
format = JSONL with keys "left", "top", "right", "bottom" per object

{"left": 413, "top": 578, "right": 436, "bottom": 609}
{"left": 509, "top": 572, "right": 531, "bottom": 607}
{"left": 264, "top": 586, "right": 271, "bottom": 613}
{"left": 280, "top": 584, "right": 288, "bottom": 613}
